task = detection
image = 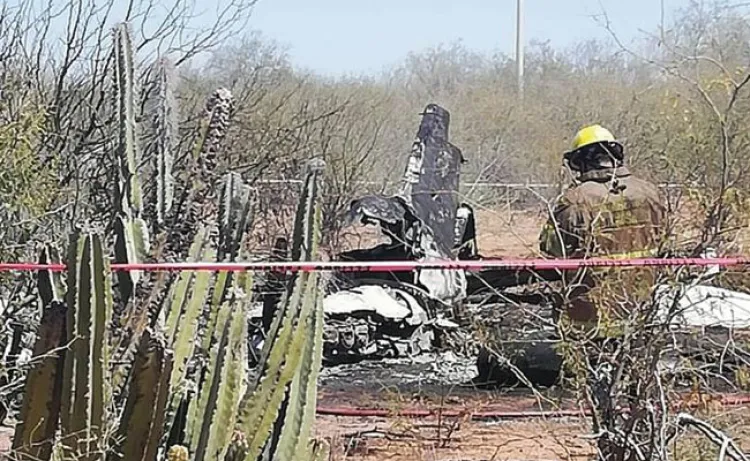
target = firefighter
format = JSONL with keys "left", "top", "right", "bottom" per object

{"left": 539, "top": 124, "right": 666, "bottom": 327}
{"left": 473, "top": 125, "right": 667, "bottom": 388}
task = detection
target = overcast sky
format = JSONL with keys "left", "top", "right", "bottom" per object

{"left": 249, "top": 0, "right": 692, "bottom": 76}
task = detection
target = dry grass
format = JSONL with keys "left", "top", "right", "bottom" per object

{"left": 317, "top": 416, "right": 594, "bottom": 461}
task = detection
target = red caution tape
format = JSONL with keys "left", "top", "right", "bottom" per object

{"left": 314, "top": 406, "right": 587, "bottom": 419}
{"left": 0, "top": 257, "right": 749, "bottom": 273}
{"left": 315, "top": 393, "right": 750, "bottom": 420}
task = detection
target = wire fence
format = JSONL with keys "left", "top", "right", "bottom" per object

{"left": 250, "top": 179, "right": 688, "bottom": 213}
{"left": 252, "top": 179, "right": 685, "bottom": 190}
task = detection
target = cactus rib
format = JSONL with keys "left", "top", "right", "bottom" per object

{"left": 113, "top": 22, "right": 143, "bottom": 215}
{"left": 187, "top": 303, "right": 232, "bottom": 450}
{"left": 195, "top": 303, "right": 248, "bottom": 461}
{"left": 57, "top": 233, "right": 111, "bottom": 460}
{"left": 168, "top": 246, "right": 216, "bottom": 391}
{"left": 274, "top": 288, "right": 325, "bottom": 461}
{"left": 165, "top": 227, "right": 208, "bottom": 342}
{"left": 150, "top": 57, "right": 177, "bottom": 225}
{"left": 12, "top": 302, "right": 67, "bottom": 461}
{"left": 109, "top": 328, "right": 173, "bottom": 461}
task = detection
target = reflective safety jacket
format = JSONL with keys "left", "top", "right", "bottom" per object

{"left": 539, "top": 166, "right": 666, "bottom": 327}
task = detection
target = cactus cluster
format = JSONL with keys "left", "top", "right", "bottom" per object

{"left": 10, "top": 21, "right": 328, "bottom": 461}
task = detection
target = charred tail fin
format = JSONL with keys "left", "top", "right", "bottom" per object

{"left": 401, "top": 104, "right": 465, "bottom": 257}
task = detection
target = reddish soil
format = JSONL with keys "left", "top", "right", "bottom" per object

{"left": 334, "top": 208, "right": 547, "bottom": 259}
{"left": 316, "top": 415, "right": 593, "bottom": 461}
{"left": 316, "top": 387, "right": 594, "bottom": 461}
{"left": 474, "top": 209, "right": 546, "bottom": 258}
{"left": 314, "top": 385, "right": 750, "bottom": 461}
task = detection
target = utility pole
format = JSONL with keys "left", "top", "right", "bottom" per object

{"left": 516, "top": 0, "right": 525, "bottom": 99}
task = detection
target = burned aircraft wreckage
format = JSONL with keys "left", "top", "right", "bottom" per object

{"left": 249, "top": 104, "right": 477, "bottom": 366}
{"left": 323, "top": 103, "right": 471, "bottom": 363}
{"left": 252, "top": 103, "right": 750, "bottom": 387}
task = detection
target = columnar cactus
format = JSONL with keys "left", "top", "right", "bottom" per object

{"left": 59, "top": 232, "right": 112, "bottom": 460}
{"left": 11, "top": 19, "right": 328, "bottom": 461}
{"left": 234, "top": 159, "right": 326, "bottom": 461}
{"left": 11, "top": 301, "right": 66, "bottom": 461}
{"left": 112, "top": 22, "right": 143, "bottom": 216}
{"left": 112, "top": 21, "right": 150, "bottom": 303}
{"left": 109, "top": 328, "right": 173, "bottom": 461}
{"left": 145, "top": 57, "right": 178, "bottom": 227}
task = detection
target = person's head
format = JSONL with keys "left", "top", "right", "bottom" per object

{"left": 564, "top": 124, "right": 624, "bottom": 174}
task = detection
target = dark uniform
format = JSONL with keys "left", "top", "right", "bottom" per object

{"left": 474, "top": 125, "right": 667, "bottom": 387}
{"left": 539, "top": 166, "right": 666, "bottom": 326}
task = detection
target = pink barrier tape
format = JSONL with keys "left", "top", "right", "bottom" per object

{"left": 0, "top": 257, "right": 750, "bottom": 273}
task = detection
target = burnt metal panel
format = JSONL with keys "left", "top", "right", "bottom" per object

{"left": 345, "top": 195, "right": 411, "bottom": 228}
{"left": 401, "top": 104, "right": 465, "bottom": 257}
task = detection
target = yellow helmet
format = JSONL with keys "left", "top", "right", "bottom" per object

{"left": 570, "top": 124, "right": 620, "bottom": 151}
{"left": 565, "top": 124, "right": 624, "bottom": 171}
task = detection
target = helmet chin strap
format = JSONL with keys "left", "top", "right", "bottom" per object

{"left": 562, "top": 159, "right": 581, "bottom": 184}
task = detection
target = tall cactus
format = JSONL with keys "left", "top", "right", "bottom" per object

{"left": 196, "top": 88, "right": 234, "bottom": 177}
{"left": 59, "top": 232, "right": 112, "bottom": 460}
{"left": 3, "top": 245, "right": 65, "bottom": 427}
{"left": 12, "top": 19, "right": 328, "bottom": 461}
{"left": 113, "top": 21, "right": 143, "bottom": 216}
{"left": 146, "top": 57, "right": 177, "bottom": 227}
{"left": 112, "top": 21, "right": 150, "bottom": 304}
{"left": 234, "top": 158, "right": 326, "bottom": 461}
{"left": 167, "top": 87, "right": 235, "bottom": 258}
{"left": 185, "top": 303, "right": 232, "bottom": 449}
{"left": 216, "top": 172, "right": 256, "bottom": 309}
{"left": 160, "top": 225, "right": 215, "bottom": 446}
{"left": 12, "top": 157, "right": 324, "bottom": 460}
{"left": 167, "top": 237, "right": 215, "bottom": 392}
{"left": 273, "top": 161, "right": 326, "bottom": 460}
{"left": 218, "top": 172, "right": 255, "bottom": 263}
{"left": 273, "top": 288, "right": 325, "bottom": 460}
{"left": 162, "top": 171, "right": 257, "bottom": 449}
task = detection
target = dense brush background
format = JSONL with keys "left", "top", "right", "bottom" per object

{"left": 4, "top": 1, "right": 750, "bottom": 266}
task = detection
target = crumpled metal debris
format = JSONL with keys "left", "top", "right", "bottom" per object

{"left": 654, "top": 283, "right": 750, "bottom": 329}
{"left": 322, "top": 285, "right": 433, "bottom": 361}
{"left": 324, "top": 285, "right": 427, "bottom": 324}
{"left": 322, "top": 103, "right": 470, "bottom": 364}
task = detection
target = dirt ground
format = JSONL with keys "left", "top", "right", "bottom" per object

{"left": 315, "top": 361, "right": 595, "bottom": 461}
{"left": 313, "top": 362, "right": 750, "bottom": 461}
{"left": 3, "top": 208, "right": 749, "bottom": 460}
{"left": 474, "top": 208, "right": 545, "bottom": 257}
{"left": 316, "top": 415, "right": 593, "bottom": 461}
{"left": 313, "top": 205, "right": 750, "bottom": 461}
{"left": 335, "top": 207, "right": 546, "bottom": 259}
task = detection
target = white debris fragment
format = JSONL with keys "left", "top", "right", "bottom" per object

{"left": 655, "top": 283, "right": 750, "bottom": 329}
{"left": 323, "top": 285, "right": 422, "bottom": 322}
